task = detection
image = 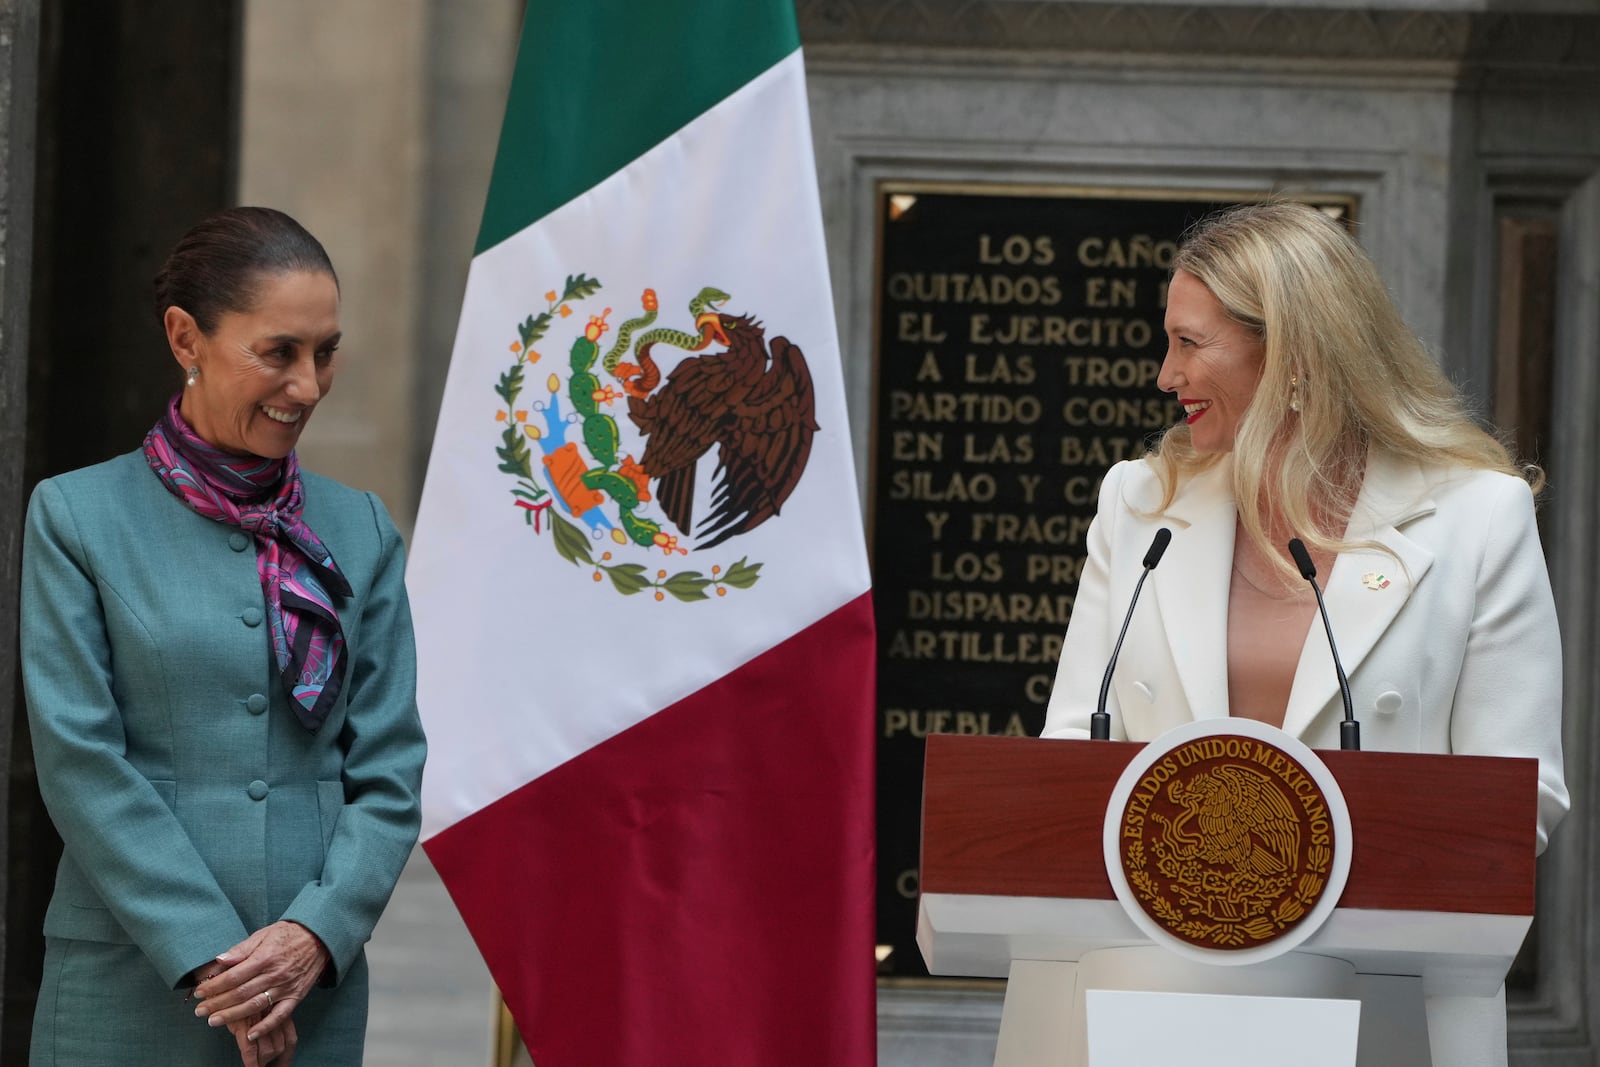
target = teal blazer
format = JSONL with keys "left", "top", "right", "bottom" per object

{"left": 22, "top": 450, "right": 426, "bottom": 994}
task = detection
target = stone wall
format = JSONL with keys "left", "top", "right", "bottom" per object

{"left": 238, "top": 0, "right": 521, "bottom": 532}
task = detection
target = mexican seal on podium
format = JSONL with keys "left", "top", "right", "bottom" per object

{"left": 1104, "top": 718, "right": 1354, "bottom": 965}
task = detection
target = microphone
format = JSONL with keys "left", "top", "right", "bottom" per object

{"left": 1288, "top": 538, "right": 1360, "bottom": 751}
{"left": 1091, "top": 528, "right": 1172, "bottom": 740}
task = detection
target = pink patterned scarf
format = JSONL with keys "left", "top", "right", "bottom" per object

{"left": 144, "top": 395, "right": 350, "bottom": 731}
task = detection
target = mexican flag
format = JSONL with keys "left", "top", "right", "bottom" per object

{"left": 406, "top": 4, "right": 877, "bottom": 1066}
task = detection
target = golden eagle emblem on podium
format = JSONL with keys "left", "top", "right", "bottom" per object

{"left": 1116, "top": 732, "right": 1337, "bottom": 951}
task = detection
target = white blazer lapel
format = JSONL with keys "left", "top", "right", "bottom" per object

{"left": 1281, "top": 455, "right": 1436, "bottom": 738}
{"left": 1150, "top": 459, "right": 1237, "bottom": 723}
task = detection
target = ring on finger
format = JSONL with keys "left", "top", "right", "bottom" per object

{"left": 258, "top": 990, "right": 274, "bottom": 1010}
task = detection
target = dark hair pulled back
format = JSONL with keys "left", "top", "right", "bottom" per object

{"left": 154, "top": 207, "right": 338, "bottom": 334}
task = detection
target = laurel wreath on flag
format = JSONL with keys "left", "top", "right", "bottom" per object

{"left": 491, "top": 274, "right": 762, "bottom": 602}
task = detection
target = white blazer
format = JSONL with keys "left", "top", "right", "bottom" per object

{"left": 1043, "top": 453, "right": 1568, "bottom": 853}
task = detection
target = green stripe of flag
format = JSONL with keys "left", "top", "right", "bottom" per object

{"left": 476, "top": 1, "right": 802, "bottom": 254}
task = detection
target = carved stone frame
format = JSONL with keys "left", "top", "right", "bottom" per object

{"left": 1477, "top": 166, "right": 1600, "bottom": 1062}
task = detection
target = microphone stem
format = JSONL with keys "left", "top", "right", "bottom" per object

{"left": 1308, "top": 579, "right": 1360, "bottom": 751}
{"left": 1092, "top": 567, "right": 1151, "bottom": 740}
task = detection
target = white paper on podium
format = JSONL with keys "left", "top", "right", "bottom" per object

{"left": 1085, "top": 989, "right": 1360, "bottom": 1067}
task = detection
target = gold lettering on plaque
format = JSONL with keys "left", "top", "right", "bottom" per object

{"left": 905, "top": 589, "right": 1077, "bottom": 625}
{"left": 970, "top": 314, "right": 1153, "bottom": 348}
{"left": 978, "top": 233, "right": 1057, "bottom": 266}
{"left": 1084, "top": 277, "right": 1138, "bottom": 308}
{"left": 885, "top": 629, "right": 1063, "bottom": 664}
{"left": 963, "top": 353, "right": 1036, "bottom": 385}
{"left": 882, "top": 708, "right": 1030, "bottom": 739}
{"left": 891, "top": 430, "right": 944, "bottom": 462}
{"left": 1075, "top": 234, "right": 1178, "bottom": 269}
{"left": 888, "top": 390, "right": 1044, "bottom": 425}
{"left": 897, "top": 310, "right": 946, "bottom": 343}
{"left": 888, "top": 470, "right": 999, "bottom": 503}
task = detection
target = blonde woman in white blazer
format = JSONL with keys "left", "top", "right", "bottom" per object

{"left": 1043, "top": 202, "right": 1566, "bottom": 1067}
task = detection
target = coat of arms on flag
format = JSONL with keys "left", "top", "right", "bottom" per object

{"left": 492, "top": 275, "right": 818, "bottom": 600}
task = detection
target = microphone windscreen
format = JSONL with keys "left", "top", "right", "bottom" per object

{"left": 1288, "top": 538, "right": 1316, "bottom": 580}
{"left": 1143, "top": 527, "right": 1173, "bottom": 569}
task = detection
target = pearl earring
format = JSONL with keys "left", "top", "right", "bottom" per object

{"left": 186, "top": 365, "right": 200, "bottom": 387}
{"left": 1289, "top": 374, "right": 1301, "bottom": 413}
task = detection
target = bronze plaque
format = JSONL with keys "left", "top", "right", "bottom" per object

{"left": 868, "top": 183, "right": 1353, "bottom": 974}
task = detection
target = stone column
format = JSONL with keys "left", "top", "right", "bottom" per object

{"left": 238, "top": 0, "right": 430, "bottom": 525}
{"left": 238, "top": 0, "right": 519, "bottom": 532}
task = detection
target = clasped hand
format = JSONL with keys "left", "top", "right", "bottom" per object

{"left": 191, "top": 920, "right": 329, "bottom": 1066}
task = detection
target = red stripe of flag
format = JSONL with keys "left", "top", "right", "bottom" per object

{"left": 425, "top": 593, "right": 878, "bottom": 1066}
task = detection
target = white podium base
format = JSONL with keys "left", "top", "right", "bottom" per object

{"left": 1085, "top": 989, "right": 1358, "bottom": 1067}
{"left": 1424, "top": 984, "right": 1508, "bottom": 1067}
{"left": 991, "top": 948, "right": 1503, "bottom": 1067}
{"left": 995, "top": 948, "right": 1357, "bottom": 1067}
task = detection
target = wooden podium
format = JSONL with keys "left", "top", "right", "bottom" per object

{"left": 917, "top": 734, "right": 1539, "bottom": 1067}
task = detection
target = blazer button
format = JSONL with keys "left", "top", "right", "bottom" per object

{"left": 247, "top": 780, "right": 269, "bottom": 801}
{"left": 245, "top": 693, "right": 268, "bottom": 715}
{"left": 229, "top": 532, "right": 250, "bottom": 552}
{"left": 242, "top": 607, "right": 264, "bottom": 628}
{"left": 1374, "top": 690, "right": 1404, "bottom": 715}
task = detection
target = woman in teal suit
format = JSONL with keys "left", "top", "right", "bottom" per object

{"left": 22, "top": 207, "right": 427, "bottom": 1065}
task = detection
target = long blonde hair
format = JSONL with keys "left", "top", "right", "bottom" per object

{"left": 1149, "top": 201, "right": 1533, "bottom": 578}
